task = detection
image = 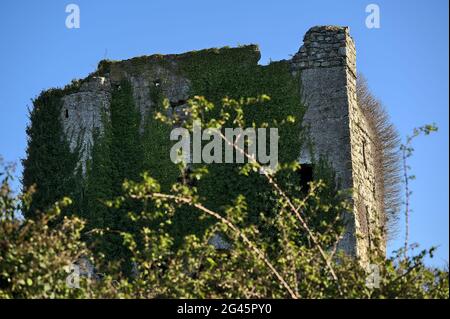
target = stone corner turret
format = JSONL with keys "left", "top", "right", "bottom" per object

{"left": 291, "top": 25, "right": 382, "bottom": 264}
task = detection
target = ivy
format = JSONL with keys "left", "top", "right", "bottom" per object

{"left": 167, "top": 46, "right": 307, "bottom": 243}
{"left": 24, "top": 45, "right": 328, "bottom": 256}
{"left": 22, "top": 89, "right": 81, "bottom": 219}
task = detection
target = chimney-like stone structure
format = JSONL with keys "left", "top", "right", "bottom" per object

{"left": 291, "top": 26, "right": 382, "bottom": 263}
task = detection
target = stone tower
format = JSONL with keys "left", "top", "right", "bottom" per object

{"left": 30, "top": 25, "right": 384, "bottom": 264}
{"left": 291, "top": 26, "right": 383, "bottom": 263}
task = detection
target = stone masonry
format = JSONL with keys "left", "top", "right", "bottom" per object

{"left": 59, "top": 26, "right": 383, "bottom": 263}
{"left": 291, "top": 26, "right": 382, "bottom": 263}
{"left": 61, "top": 76, "right": 111, "bottom": 173}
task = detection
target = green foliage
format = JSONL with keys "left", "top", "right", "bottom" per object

{"left": 401, "top": 123, "right": 438, "bottom": 159}
{"left": 85, "top": 46, "right": 308, "bottom": 248}
{"left": 23, "top": 46, "right": 306, "bottom": 250}
{"left": 142, "top": 81, "right": 180, "bottom": 191}
{"left": 109, "top": 80, "right": 144, "bottom": 193}
{"left": 83, "top": 81, "right": 145, "bottom": 273}
{"left": 16, "top": 47, "right": 447, "bottom": 299}
{"left": 84, "top": 125, "right": 113, "bottom": 229}
{"left": 146, "top": 46, "right": 306, "bottom": 244}
{"left": 1, "top": 97, "right": 448, "bottom": 299}
{"left": 5, "top": 158, "right": 446, "bottom": 299}
{"left": 111, "top": 98, "right": 447, "bottom": 298}
{"left": 1, "top": 158, "right": 88, "bottom": 298}
{"left": 22, "top": 89, "right": 81, "bottom": 219}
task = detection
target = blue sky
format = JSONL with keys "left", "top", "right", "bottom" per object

{"left": 0, "top": 0, "right": 448, "bottom": 266}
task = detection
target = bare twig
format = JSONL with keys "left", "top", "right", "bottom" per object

{"left": 399, "top": 124, "right": 437, "bottom": 260}
{"left": 217, "top": 131, "right": 340, "bottom": 283}
{"left": 143, "top": 192, "right": 299, "bottom": 299}
{"left": 402, "top": 146, "right": 410, "bottom": 259}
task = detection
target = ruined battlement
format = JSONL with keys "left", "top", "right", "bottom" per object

{"left": 292, "top": 26, "right": 356, "bottom": 75}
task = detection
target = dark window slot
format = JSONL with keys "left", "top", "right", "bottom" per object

{"left": 299, "top": 164, "right": 314, "bottom": 193}
{"left": 362, "top": 139, "right": 368, "bottom": 170}
{"left": 170, "top": 100, "right": 187, "bottom": 108}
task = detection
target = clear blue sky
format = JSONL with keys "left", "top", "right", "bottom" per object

{"left": 0, "top": 0, "right": 448, "bottom": 266}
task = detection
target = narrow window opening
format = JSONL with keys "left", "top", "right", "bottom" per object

{"left": 362, "top": 139, "right": 368, "bottom": 170}
{"left": 65, "top": 109, "right": 69, "bottom": 119}
{"left": 299, "top": 164, "right": 314, "bottom": 193}
{"left": 170, "top": 99, "right": 187, "bottom": 108}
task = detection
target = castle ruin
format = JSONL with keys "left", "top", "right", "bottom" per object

{"left": 28, "top": 26, "right": 387, "bottom": 263}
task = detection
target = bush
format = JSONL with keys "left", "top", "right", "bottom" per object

{"left": 0, "top": 96, "right": 447, "bottom": 298}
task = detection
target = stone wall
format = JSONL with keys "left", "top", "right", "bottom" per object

{"left": 61, "top": 76, "right": 111, "bottom": 173}
{"left": 59, "top": 25, "right": 384, "bottom": 262}
{"left": 106, "top": 57, "right": 190, "bottom": 130}
{"left": 61, "top": 58, "right": 190, "bottom": 171}
{"left": 291, "top": 26, "right": 382, "bottom": 263}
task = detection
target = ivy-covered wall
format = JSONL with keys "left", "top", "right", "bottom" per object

{"left": 172, "top": 46, "right": 306, "bottom": 243}
{"left": 23, "top": 44, "right": 321, "bottom": 258}
{"left": 24, "top": 26, "right": 393, "bottom": 267}
{"left": 22, "top": 87, "right": 83, "bottom": 219}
